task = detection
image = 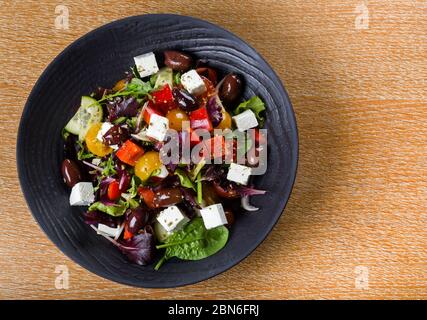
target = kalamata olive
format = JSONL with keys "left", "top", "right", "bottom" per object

{"left": 126, "top": 207, "right": 150, "bottom": 234}
{"left": 196, "top": 67, "right": 218, "bottom": 85}
{"left": 202, "top": 182, "right": 221, "bottom": 205}
{"left": 224, "top": 209, "right": 235, "bottom": 226}
{"left": 164, "top": 51, "right": 193, "bottom": 72}
{"left": 103, "top": 125, "right": 129, "bottom": 146}
{"left": 219, "top": 74, "right": 243, "bottom": 105}
{"left": 153, "top": 187, "right": 183, "bottom": 207}
{"left": 212, "top": 180, "right": 239, "bottom": 199}
{"left": 61, "top": 159, "right": 83, "bottom": 187}
{"left": 172, "top": 88, "right": 198, "bottom": 111}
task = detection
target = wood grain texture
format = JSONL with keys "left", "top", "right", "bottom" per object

{"left": 0, "top": 0, "right": 426, "bottom": 299}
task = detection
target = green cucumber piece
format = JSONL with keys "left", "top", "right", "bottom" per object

{"left": 65, "top": 96, "right": 103, "bottom": 141}
{"left": 154, "top": 67, "right": 173, "bottom": 89}
{"left": 154, "top": 222, "right": 171, "bottom": 243}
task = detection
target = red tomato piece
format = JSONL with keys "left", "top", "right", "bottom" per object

{"left": 143, "top": 101, "right": 162, "bottom": 124}
{"left": 107, "top": 180, "right": 121, "bottom": 201}
{"left": 138, "top": 187, "right": 155, "bottom": 209}
{"left": 189, "top": 106, "right": 213, "bottom": 132}
{"left": 151, "top": 84, "right": 175, "bottom": 114}
{"left": 116, "top": 140, "right": 145, "bottom": 166}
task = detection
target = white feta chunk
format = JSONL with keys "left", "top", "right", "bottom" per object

{"left": 69, "top": 182, "right": 95, "bottom": 206}
{"left": 180, "top": 69, "right": 206, "bottom": 96}
{"left": 131, "top": 128, "right": 151, "bottom": 142}
{"left": 153, "top": 164, "right": 169, "bottom": 179}
{"left": 156, "top": 206, "right": 189, "bottom": 232}
{"left": 146, "top": 113, "right": 169, "bottom": 141}
{"left": 134, "top": 52, "right": 159, "bottom": 78}
{"left": 96, "top": 122, "right": 113, "bottom": 142}
{"left": 200, "top": 204, "right": 228, "bottom": 230}
{"left": 232, "top": 110, "right": 258, "bottom": 131}
{"left": 97, "top": 223, "right": 122, "bottom": 239}
{"left": 92, "top": 158, "right": 102, "bottom": 166}
{"left": 226, "top": 163, "right": 252, "bottom": 185}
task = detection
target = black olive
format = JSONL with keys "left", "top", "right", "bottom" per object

{"left": 164, "top": 51, "right": 193, "bottom": 72}
{"left": 61, "top": 159, "right": 83, "bottom": 188}
{"left": 172, "top": 88, "right": 198, "bottom": 112}
{"left": 219, "top": 74, "right": 243, "bottom": 106}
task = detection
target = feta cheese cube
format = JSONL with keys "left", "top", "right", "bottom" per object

{"left": 156, "top": 206, "right": 189, "bottom": 232}
{"left": 146, "top": 113, "right": 169, "bottom": 141}
{"left": 180, "top": 69, "right": 206, "bottom": 96}
{"left": 153, "top": 164, "right": 169, "bottom": 179}
{"left": 92, "top": 158, "right": 102, "bottom": 166}
{"left": 232, "top": 110, "right": 258, "bottom": 131}
{"left": 134, "top": 52, "right": 159, "bottom": 78}
{"left": 97, "top": 223, "right": 123, "bottom": 239}
{"left": 200, "top": 204, "right": 228, "bottom": 230}
{"left": 96, "top": 122, "right": 113, "bottom": 142}
{"left": 69, "top": 182, "right": 95, "bottom": 206}
{"left": 226, "top": 163, "right": 252, "bottom": 185}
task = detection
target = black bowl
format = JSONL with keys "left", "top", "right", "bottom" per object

{"left": 17, "top": 14, "right": 298, "bottom": 287}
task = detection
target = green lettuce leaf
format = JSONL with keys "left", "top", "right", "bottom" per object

{"left": 174, "top": 168, "right": 196, "bottom": 190}
{"left": 88, "top": 201, "right": 127, "bottom": 217}
{"left": 234, "top": 96, "right": 266, "bottom": 127}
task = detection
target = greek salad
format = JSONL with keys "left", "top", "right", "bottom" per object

{"left": 61, "top": 50, "right": 267, "bottom": 269}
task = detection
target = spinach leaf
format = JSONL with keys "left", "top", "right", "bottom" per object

{"left": 174, "top": 168, "right": 196, "bottom": 190}
{"left": 234, "top": 96, "right": 266, "bottom": 127}
{"left": 154, "top": 218, "right": 229, "bottom": 270}
{"left": 88, "top": 201, "right": 127, "bottom": 217}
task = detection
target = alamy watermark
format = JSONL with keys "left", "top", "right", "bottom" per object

{"left": 355, "top": 2, "right": 369, "bottom": 30}
{"left": 54, "top": 264, "right": 69, "bottom": 289}
{"left": 354, "top": 265, "right": 369, "bottom": 289}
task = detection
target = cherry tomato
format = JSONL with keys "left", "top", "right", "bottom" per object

{"left": 166, "top": 108, "right": 189, "bottom": 131}
{"left": 85, "top": 123, "right": 112, "bottom": 157}
{"left": 134, "top": 151, "right": 162, "bottom": 181}
{"left": 113, "top": 79, "right": 127, "bottom": 92}
{"left": 138, "top": 187, "right": 156, "bottom": 208}
{"left": 107, "top": 180, "right": 121, "bottom": 201}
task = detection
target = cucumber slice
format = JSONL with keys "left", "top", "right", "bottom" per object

{"left": 65, "top": 96, "right": 103, "bottom": 141}
{"left": 154, "top": 67, "right": 173, "bottom": 89}
{"left": 153, "top": 222, "right": 171, "bottom": 243}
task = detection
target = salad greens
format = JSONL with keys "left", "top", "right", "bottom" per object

{"left": 155, "top": 218, "right": 229, "bottom": 270}
{"left": 235, "top": 96, "right": 266, "bottom": 127}
{"left": 61, "top": 49, "right": 268, "bottom": 270}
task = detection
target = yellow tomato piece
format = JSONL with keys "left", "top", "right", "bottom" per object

{"left": 134, "top": 151, "right": 162, "bottom": 181}
{"left": 166, "top": 109, "right": 189, "bottom": 131}
{"left": 85, "top": 123, "right": 112, "bottom": 157}
{"left": 216, "top": 110, "right": 232, "bottom": 130}
{"left": 113, "top": 79, "right": 127, "bottom": 92}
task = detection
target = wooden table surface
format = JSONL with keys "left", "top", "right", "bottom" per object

{"left": 0, "top": 0, "right": 425, "bottom": 300}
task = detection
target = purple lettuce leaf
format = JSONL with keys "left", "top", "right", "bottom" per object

{"left": 107, "top": 97, "right": 139, "bottom": 121}
{"left": 180, "top": 187, "right": 201, "bottom": 209}
{"left": 236, "top": 185, "right": 267, "bottom": 196}
{"left": 115, "top": 232, "right": 156, "bottom": 265}
{"left": 82, "top": 210, "right": 120, "bottom": 228}
{"left": 206, "top": 96, "right": 223, "bottom": 127}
